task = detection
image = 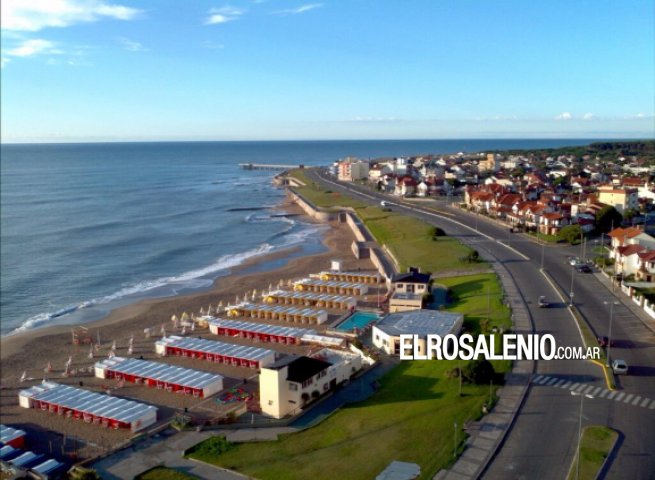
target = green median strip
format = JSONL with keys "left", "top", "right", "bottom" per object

{"left": 567, "top": 426, "right": 618, "bottom": 480}
{"left": 135, "top": 466, "right": 200, "bottom": 480}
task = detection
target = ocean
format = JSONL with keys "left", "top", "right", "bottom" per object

{"left": 0, "top": 139, "right": 597, "bottom": 335}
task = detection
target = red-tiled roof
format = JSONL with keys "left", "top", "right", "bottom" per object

{"left": 617, "top": 244, "right": 645, "bottom": 257}
{"left": 608, "top": 227, "right": 642, "bottom": 239}
{"left": 542, "top": 212, "right": 564, "bottom": 220}
{"left": 637, "top": 251, "right": 655, "bottom": 261}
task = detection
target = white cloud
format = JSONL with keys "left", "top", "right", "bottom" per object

{"left": 1, "top": 57, "right": 10, "bottom": 68}
{"left": 582, "top": 113, "right": 595, "bottom": 120}
{"left": 1, "top": 0, "right": 142, "bottom": 32}
{"left": 274, "top": 3, "right": 323, "bottom": 15}
{"left": 6, "top": 38, "right": 59, "bottom": 56}
{"left": 555, "top": 112, "right": 572, "bottom": 121}
{"left": 205, "top": 6, "right": 245, "bottom": 25}
{"left": 119, "top": 37, "right": 147, "bottom": 52}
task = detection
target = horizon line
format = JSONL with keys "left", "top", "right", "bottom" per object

{"left": 2, "top": 136, "right": 654, "bottom": 146}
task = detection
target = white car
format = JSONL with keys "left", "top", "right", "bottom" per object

{"left": 612, "top": 359, "right": 628, "bottom": 375}
{"left": 380, "top": 200, "right": 388, "bottom": 207}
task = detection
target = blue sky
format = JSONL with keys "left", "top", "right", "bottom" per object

{"left": 1, "top": 0, "right": 653, "bottom": 142}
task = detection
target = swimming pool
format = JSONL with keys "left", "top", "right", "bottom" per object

{"left": 336, "top": 311, "right": 380, "bottom": 331}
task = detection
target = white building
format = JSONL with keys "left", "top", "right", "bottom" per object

{"left": 372, "top": 309, "right": 463, "bottom": 357}
{"left": 338, "top": 158, "right": 370, "bottom": 181}
{"left": 259, "top": 349, "right": 362, "bottom": 419}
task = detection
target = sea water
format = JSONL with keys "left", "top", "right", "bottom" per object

{"left": 0, "top": 139, "right": 596, "bottom": 334}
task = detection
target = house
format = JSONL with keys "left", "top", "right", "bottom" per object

{"left": 540, "top": 212, "right": 569, "bottom": 235}
{"left": 614, "top": 244, "right": 646, "bottom": 277}
{"left": 391, "top": 267, "right": 431, "bottom": 295}
{"left": 259, "top": 351, "right": 362, "bottom": 419}
{"left": 368, "top": 163, "right": 392, "bottom": 182}
{"left": 389, "top": 292, "right": 424, "bottom": 312}
{"left": 607, "top": 226, "right": 655, "bottom": 250}
{"left": 394, "top": 176, "right": 417, "bottom": 196}
{"left": 636, "top": 251, "right": 655, "bottom": 282}
{"left": 372, "top": 309, "right": 464, "bottom": 357}
{"left": 478, "top": 153, "right": 500, "bottom": 173}
{"left": 597, "top": 186, "right": 639, "bottom": 214}
{"left": 337, "top": 158, "right": 369, "bottom": 181}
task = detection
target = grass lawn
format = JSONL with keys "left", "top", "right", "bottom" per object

{"left": 187, "top": 273, "right": 511, "bottom": 480}
{"left": 528, "top": 231, "right": 561, "bottom": 243}
{"left": 135, "top": 466, "right": 199, "bottom": 480}
{"left": 567, "top": 426, "right": 618, "bottom": 480}
{"left": 188, "top": 360, "right": 500, "bottom": 480}
{"left": 288, "top": 169, "right": 368, "bottom": 210}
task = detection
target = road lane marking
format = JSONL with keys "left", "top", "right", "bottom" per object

{"left": 641, "top": 398, "right": 651, "bottom": 408}
{"left": 607, "top": 391, "right": 618, "bottom": 399}
{"left": 591, "top": 387, "right": 603, "bottom": 396}
{"left": 553, "top": 379, "right": 565, "bottom": 387}
{"left": 546, "top": 378, "right": 558, "bottom": 386}
{"left": 615, "top": 393, "right": 625, "bottom": 401}
{"left": 623, "top": 394, "right": 635, "bottom": 403}
{"left": 632, "top": 396, "right": 642, "bottom": 406}
{"left": 533, "top": 375, "right": 544, "bottom": 383}
{"left": 583, "top": 386, "right": 595, "bottom": 394}
{"left": 599, "top": 390, "right": 609, "bottom": 398}
{"left": 560, "top": 381, "right": 572, "bottom": 389}
{"left": 649, "top": 400, "right": 655, "bottom": 409}
{"left": 570, "top": 382, "right": 580, "bottom": 391}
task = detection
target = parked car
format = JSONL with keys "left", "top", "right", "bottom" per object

{"left": 612, "top": 359, "right": 629, "bottom": 375}
{"left": 568, "top": 256, "right": 581, "bottom": 266}
{"left": 538, "top": 296, "right": 550, "bottom": 308}
{"left": 575, "top": 264, "right": 592, "bottom": 273}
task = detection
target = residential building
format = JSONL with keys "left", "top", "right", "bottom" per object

{"left": 597, "top": 186, "right": 639, "bottom": 214}
{"left": 337, "top": 158, "right": 369, "bottom": 181}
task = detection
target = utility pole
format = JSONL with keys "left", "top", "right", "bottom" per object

{"left": 570, "top": 264, "right": 575, "bottom": 306}
{"left": 453, "top": 421, "right": 458, "bottom": 458}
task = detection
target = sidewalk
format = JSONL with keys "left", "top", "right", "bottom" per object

{"left": 434, "top": 237, "right": 535, "bottom": 479}
{"left": 593, "top": 271, "right": 655, "bottom": 334}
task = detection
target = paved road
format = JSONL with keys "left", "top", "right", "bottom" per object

{"left": 305, "top": 169, "right": 655, "bottom": 480}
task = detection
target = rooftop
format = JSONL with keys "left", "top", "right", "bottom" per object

{"left": 266, "top": 355, "right": 332, "bottom": 383}
{"left": 375, "top": 309, "right": 463, "bottom": 337}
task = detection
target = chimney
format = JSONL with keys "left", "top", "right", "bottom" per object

{"left": 408, "top": 266, "right": 420, "bottom": 274}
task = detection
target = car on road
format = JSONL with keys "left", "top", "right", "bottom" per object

{"left": 575, "top": 264, "right": 592, "bottom": 273}
{"left": 598, "top": 336, "right": 614, "bottom": 348}
{"left": 612, "top": 359, "right": 629, "bottom": 375}
{"left": 538, "top": 296, "right": 550, "bottom": 308}
{"left": 568, "top": 256, "right": 581, "bottom": 266}
{"left": 380, "top": 201, "right": 388, "bottom": 207}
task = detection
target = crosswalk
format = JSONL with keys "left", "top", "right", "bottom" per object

{"left": 532, "top": 374, "right": 655, "bottom": 410}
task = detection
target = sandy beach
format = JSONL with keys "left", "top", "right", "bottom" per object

{"left": 0, "top": 198, "right": 380, "bottom": 462}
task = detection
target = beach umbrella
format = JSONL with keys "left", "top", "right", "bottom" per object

{"left": 243, "top": 293, "right": 248, "bottom": 303}
{"left": 278, "top": 279, "right": 284, "bottom": 288}
{"left": 235, "top": 295, "right": 239, "bottom": 304}
{"left": 171, "top": 314, "right": 179, "bottom": 326}
{"left": 190, "top": 321, "right": 195, "bottom": 332}
{"left": 181, "top": 326, "right": 186, "bottom": 336}
{"left": 20, "top": 371, "right": 27, "bottom": 383}
{"left": 208, "top": 304, "right": 214, "bottom": 314}
{"left": 96, "top": 330, "right": 101, "bottom": 345}
{"left": 251, "top": 289, "right": 257, "bottom": 301}
{"left": 199, "top": 306, "right": 205, "bottom": 315}
{"left": 45, "top": 362, "right": 52, "bottom": 373}
{"left": 88, "top": 347, "right": 94, "bottom": 359}
{"left": 111, "top": 340, "right": 116, "bottom": 351}
{"left": 127, "top": 345, "right": 133, "bottom": 355}
{"left": 108, "top": 351, "right": 115, "bottom": 359}
{"left": 181, "top": 312, "right": 189, "bottom": 322}
{"left": 129, "top": 336, "right": 134, "bottom": 346}
{"left": 287, "top": 279, "right": 293, "bottom": 287}
{"left": 160, "top": 324, "right": 166, "bottom": 336}
{"left": 218, "top": 300, "right": 224, "bottom": 309}
{"left": 65, "top": 356, "right": 72, "bottom": 368}
{"left": 144, "top": 327, "right": 151, "bottom": 338}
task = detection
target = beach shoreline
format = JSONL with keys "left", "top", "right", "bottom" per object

{"left": 0, "top": 199, "right": 344, "bottom": 361}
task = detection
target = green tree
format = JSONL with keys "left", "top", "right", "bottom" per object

{"left": 557, "top": 224, "right": 583, "bottom": 245}
{"left": 462, "top": 359, "right": 495, "bottom": 384}
{"left": 623, "top": 208, "right": 638, "bottom": 223}
{"left": 595, "top": 205, "right": 623, "bottom": 233}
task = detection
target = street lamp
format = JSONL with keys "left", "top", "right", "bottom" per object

{"left": 571, "top": 391, "right": 594, "bottom": 480}
{"left": 603, "top": 300, "right": 619, "bottom": 367}
{"left": 570, "top": 264, "right": 575, "bottom": 306}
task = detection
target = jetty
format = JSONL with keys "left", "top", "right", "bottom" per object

{"left": 239, "top": 163, "right": 303, "bottom": 170}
